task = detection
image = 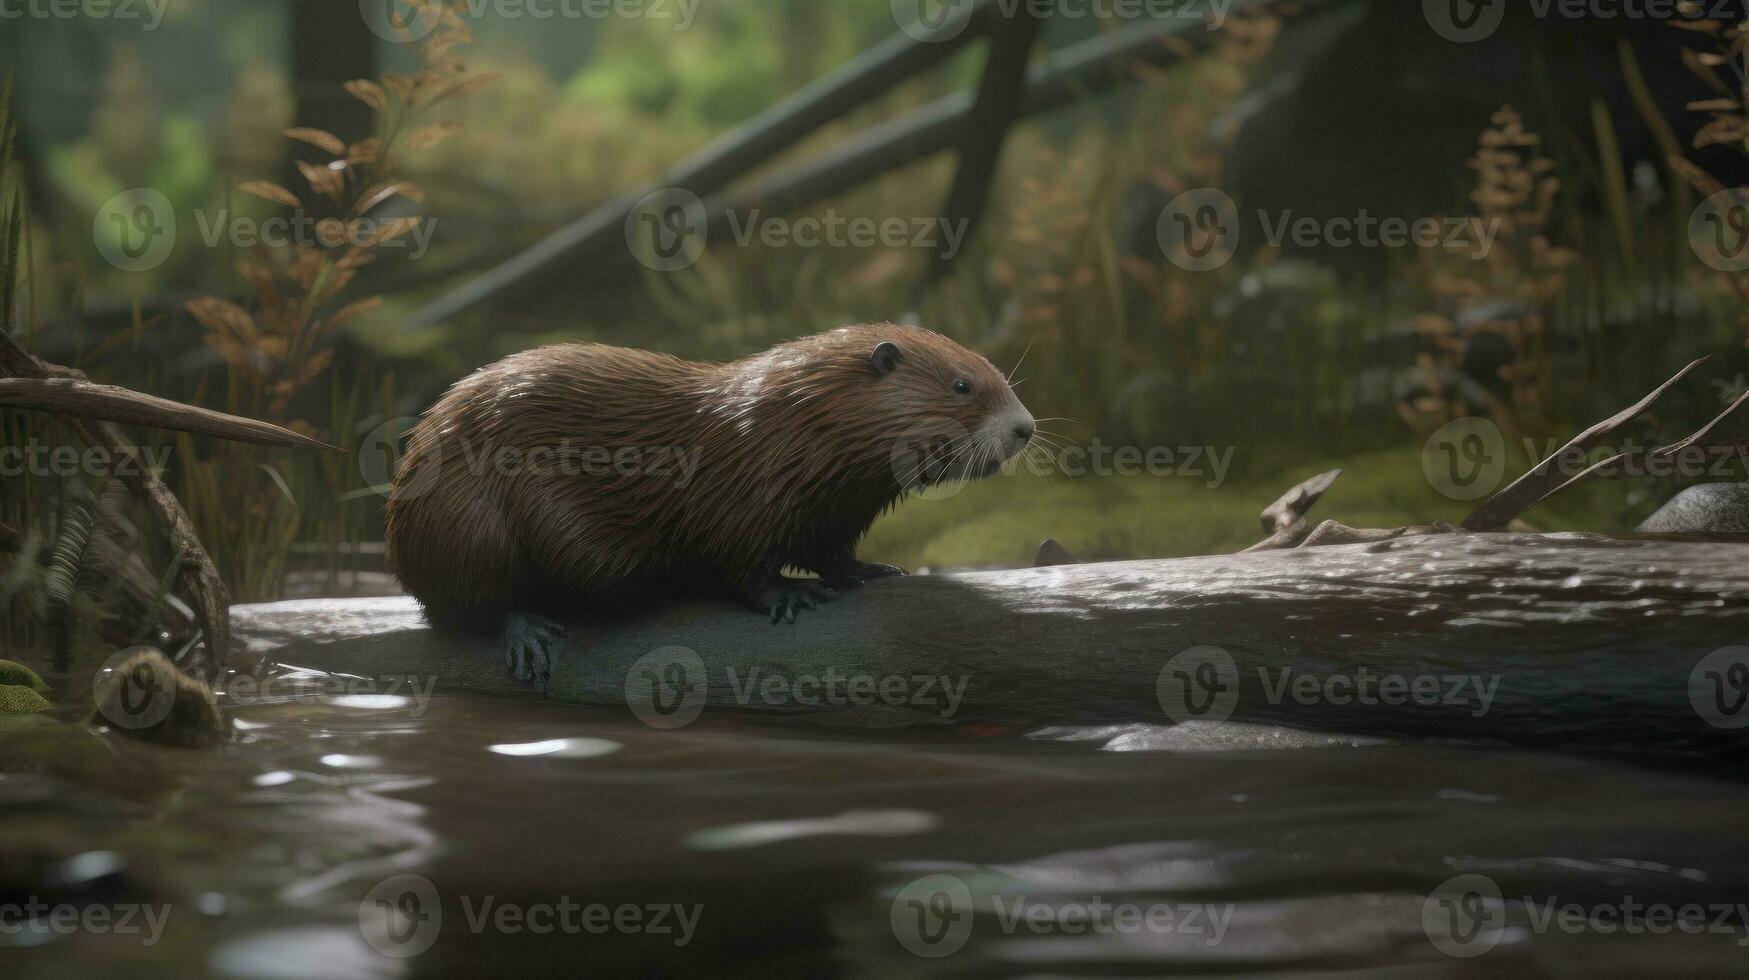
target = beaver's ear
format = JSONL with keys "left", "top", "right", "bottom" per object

{"left": 870, "top": 341, "right": 904, "bottom": 377}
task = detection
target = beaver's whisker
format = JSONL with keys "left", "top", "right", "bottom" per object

{"left": 1007, "top": 335, "right": 1037, "bottom": 384}
{"left": 898, "top": 434, "right": 973, "bottom": 489}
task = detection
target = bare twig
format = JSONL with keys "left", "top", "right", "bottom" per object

{"left": 1244, "top": 469, "right": 1342, "bottom": 552}
{"left": 1462, "top": 357, "right": 1711, "bottom": 530}
{"left": 1541, "top": 388, "right": 1749, "bottom": 501}
{"left": 0, "top": 376, "right": 341, "bottom": 451}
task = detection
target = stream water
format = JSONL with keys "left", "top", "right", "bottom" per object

{"left": 4, "top": 669, "right": 1749, "bottom": 977}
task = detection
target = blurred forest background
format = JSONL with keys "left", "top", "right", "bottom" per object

{"left": 3, "top": 0, "right": 1749, "bottom": 656}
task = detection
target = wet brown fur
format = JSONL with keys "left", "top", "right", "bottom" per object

{"left": 386, "top": 323, "right": 1027, "bottom": 626}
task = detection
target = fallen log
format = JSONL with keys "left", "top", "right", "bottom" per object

{"left": 234, "top": 532, "right": 1749, "bottom": 762}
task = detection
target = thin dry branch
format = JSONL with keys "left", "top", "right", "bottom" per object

{"left": 0, "top": 376, "right": 341, "bottom": 451}
{"left": 1541, "top": 388, "right": 1749, "bottom": 499}
{"left": 1462, "top": 357, "right": 1711, "bottom": 530}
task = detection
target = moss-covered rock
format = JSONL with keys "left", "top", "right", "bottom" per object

{"left": 0, "top": 684, "right": 52, "bottom": 714}
{"left": 0, "top": 659, "right": 49, "bottom": 694}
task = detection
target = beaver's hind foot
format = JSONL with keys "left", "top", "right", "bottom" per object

{"left": 754, "top": 577, "right": 837, "bottom": 625}
{"left": 502, "top": 612, "right": 566, "bottom": 694}
{"left": 824, "top": 561, "right": 908, "bottom": 589}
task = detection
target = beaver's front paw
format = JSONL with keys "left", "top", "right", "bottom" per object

{"left": 753, "top": 577, "right": 837, "bottom": 625}
{"left": 823, "top": 561, "right": 908, "bottom": 590}
{"left": 501, "top": 612, "right": 566, "bottom": 694}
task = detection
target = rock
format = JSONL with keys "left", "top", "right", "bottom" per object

{"left": 1638, "top": 484, "right": 1749, "bottom": 534}
{"left": 0, "top": 685, "right": 51, "bottom": 714}
{"left": 1032, "top": 539, "right": 1080, "bottom": 567}
{"left": 90, "top": 648, "right": 228, "bottom": 748}
{"left": 0, "top": 659, "right": 48, "bottom": 693}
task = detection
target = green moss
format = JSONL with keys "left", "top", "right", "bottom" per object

{"left": 861, "top": 443, "right": 1639, "bottom": 571}
{"left": 0, "top": 660, "right": 48, "bottom": 694}
{"left": 0, "top": 684, "right": 52, "bottom": 714}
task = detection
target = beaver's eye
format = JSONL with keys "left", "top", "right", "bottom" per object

{"left": 952, "top": 378, "right": 972, "bottom": 396}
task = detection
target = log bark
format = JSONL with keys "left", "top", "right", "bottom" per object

{"left": 234, "top": 532, "right": 1749, "bottom": 761}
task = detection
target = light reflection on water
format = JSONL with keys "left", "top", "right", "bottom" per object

{"left": 3, "top": 687, "right": 1749, "bottom": 978}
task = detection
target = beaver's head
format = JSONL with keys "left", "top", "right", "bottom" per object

{"left": 808, "top": 324, "right": 1034, "bottom": 491}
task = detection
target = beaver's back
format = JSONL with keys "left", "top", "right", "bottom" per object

{"left": 385, "top": 343, "right": 721, "bottom": 623}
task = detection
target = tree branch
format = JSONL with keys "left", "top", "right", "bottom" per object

{"left": 0, "top": 376, "right": 341, "bottom": 451}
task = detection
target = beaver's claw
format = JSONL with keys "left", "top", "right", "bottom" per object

{"left": 755, "top": 578, "right": 837, "bottom": 625}
{"left": 502, "top": 612, "right": 566, "bottom": 694}
{"left": 823, "top": 561, "right": 908, "bottom": 590}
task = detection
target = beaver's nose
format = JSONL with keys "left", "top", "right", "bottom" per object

{"left": 1013, "top": 421, "right": 1035, "bottom": 442}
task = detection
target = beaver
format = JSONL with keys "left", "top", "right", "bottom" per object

{"left": 386, "top": 323, "right": 1035, "bottom": 691}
